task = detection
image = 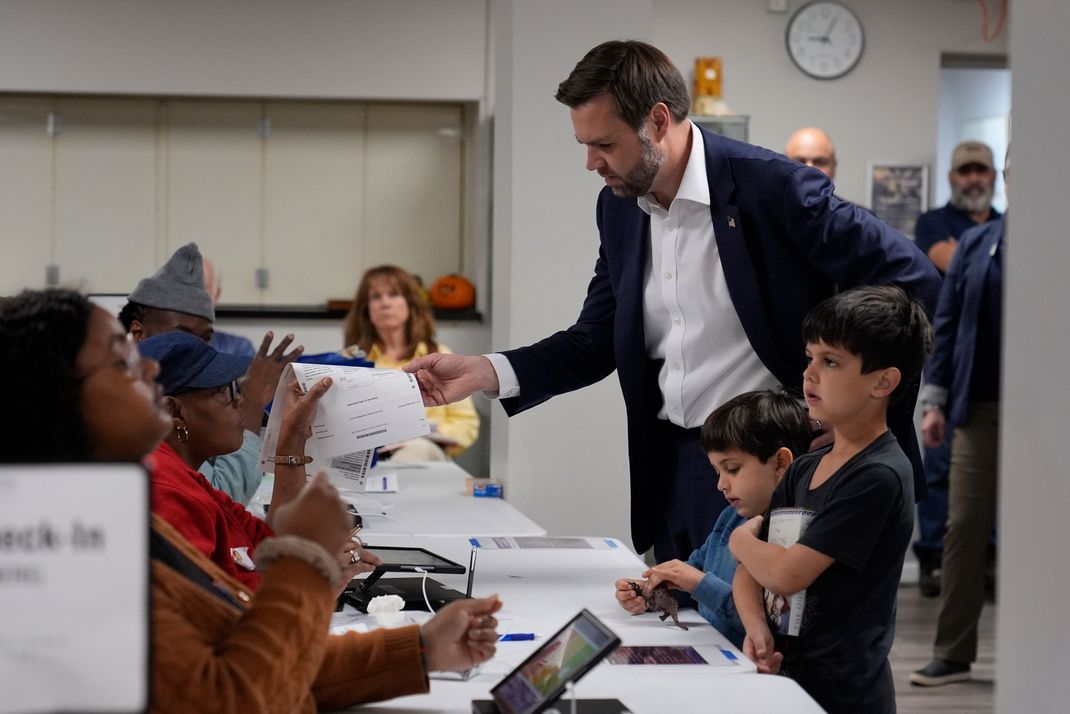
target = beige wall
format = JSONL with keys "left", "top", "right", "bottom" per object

{"left": 0, "top": 0, "right": 486, "bottom": 100}
{"left": 653, "top": 0, "right": 1007, "bottom": 206}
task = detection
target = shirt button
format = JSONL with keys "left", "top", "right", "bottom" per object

{"left": 673, "top": 317, "right": 681, "bottom": 325}
{"left": 664, "top": 222, "right": 675, "bottom": 231}
{"left": 664, "top": 271, "right": 673, "bottom": 280}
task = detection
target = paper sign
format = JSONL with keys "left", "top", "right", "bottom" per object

{"left": 260, "top": 363, "right": 430, "bottom": 473}
{"left": 0, "top": 464, "right": 149, "bottom": 713}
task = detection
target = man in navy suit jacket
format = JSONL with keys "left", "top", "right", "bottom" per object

{"left": 911, "top": 213, "right": 1005, "bottom": 687}
{"left": 406, "top": 41, "right": 940, "bottom": 563}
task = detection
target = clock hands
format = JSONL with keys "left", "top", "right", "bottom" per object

{"left": 808, "top": 16, "right": 840, "bottom": 44}
{"left": 822, "top": 16, "right": 839, "bottom": 42}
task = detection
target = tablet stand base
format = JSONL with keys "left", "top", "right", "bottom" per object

{"left": 471, "top": 699, "right": 631, "bottom": 714}
{"left": 342, "top": 576, "right": 468, "bottom": 612}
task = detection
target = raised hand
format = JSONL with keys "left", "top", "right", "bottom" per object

{"left": 240, "top": 331, "right": 304, "bottom": 429}
{"left": 420, "top": 596, "right": 503, "bottom": 672}
{"left": 402, "top": 353, "right": 499, "bottom": 406}
{"left": 278, "top": 377, "right": 332, "bottom": 454}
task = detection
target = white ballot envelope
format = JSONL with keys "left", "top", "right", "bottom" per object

{"left": 0, "top": 464, "right": 149, "bottom": 713}
{"left": 259, "top": 363, "right": 430, "bottom": 479}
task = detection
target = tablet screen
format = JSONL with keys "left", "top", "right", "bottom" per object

{"left": 361, "top": 545, "right": 466, "bottom": 573}
{"left": 491, "top": 609, "right": 620, "bottom": 714}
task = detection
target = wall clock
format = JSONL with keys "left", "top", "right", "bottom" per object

{"left": 786, "top": 1, "right": 865, "bottom": 80}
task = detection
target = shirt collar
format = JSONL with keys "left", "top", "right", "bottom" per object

{"left": 637, "top": 122, "right": 710, "bottom": 215}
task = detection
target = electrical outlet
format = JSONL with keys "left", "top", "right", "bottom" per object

{"left": 768, "top": 0, "right": 789, "bottom": 13}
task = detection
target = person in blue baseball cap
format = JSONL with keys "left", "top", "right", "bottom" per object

{"left": 139, "top": 331, "right": 376, "bottom": 591}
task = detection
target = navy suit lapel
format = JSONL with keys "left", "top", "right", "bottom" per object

{"left": 615, "top": 208, "right": 650, "bottom": 369}
{"left": 961, "top": 223, "right": 1002, "bottom": 333}
{"left": 703, "top": 130, "right": 783, "bottom": 381}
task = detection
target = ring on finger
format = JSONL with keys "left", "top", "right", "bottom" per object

{"left": 350, "top": 551, "right": 361, "bottom": 565}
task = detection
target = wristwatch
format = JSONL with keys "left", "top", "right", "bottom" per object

{"left": 268, "top": 455, "right": 312, "bottom": 465}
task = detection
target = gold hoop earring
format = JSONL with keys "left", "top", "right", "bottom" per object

{"left": 176, "top": 424, "right": 190, "bottom": 443}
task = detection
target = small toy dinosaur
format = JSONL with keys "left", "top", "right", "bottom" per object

{"left": 630, "top": 580, "right": 688, "bottom": 630}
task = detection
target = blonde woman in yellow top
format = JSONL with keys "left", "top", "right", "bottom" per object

{"left": 342, "top": 266, "right": 479, "bottom": 462}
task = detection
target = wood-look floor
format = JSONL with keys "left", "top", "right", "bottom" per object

{"left": 891, "top": 583, "right": 996, "bottom": 714}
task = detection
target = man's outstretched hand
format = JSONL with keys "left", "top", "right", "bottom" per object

{"left": 403, "top": 353, "right": 499, "bottom": 406}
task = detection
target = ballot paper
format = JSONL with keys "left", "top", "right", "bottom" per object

{"left": 260, "top": 363, "right": 430, "bottom": 475}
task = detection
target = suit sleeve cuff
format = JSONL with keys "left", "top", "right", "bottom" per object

{"left": 919, "top": 383, "right": 948, "bottom": 409}
{"left": 483, "top": 353, "right": 520, "bottom": 399}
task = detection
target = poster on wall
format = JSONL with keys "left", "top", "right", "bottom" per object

{"left": 867, "top": 164, "right": 929, "bottom": 239}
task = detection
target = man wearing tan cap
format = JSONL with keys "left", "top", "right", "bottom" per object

{"left": 915, "top": 141, "right": 1000, "bottom": 274}
{"left": 911, "top": 140, "right": 1001, "bottom": 600}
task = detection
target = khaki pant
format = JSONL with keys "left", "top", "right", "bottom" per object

{"left": 933, "top": 401, "right": 999, "bottom": 664}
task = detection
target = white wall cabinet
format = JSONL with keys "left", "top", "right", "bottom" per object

{"left": 0, "top": 96, "right": 465, "bottom": 304}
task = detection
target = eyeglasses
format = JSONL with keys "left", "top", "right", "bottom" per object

{"left": 81, "top": 333, "right": 143, "bottom": 381}
{"left": 212, "top": 380, "right": 241, "bottom": 407}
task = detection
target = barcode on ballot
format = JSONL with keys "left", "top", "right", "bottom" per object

{"left": 332, "top": 449, "right": 373, "bottom": 475}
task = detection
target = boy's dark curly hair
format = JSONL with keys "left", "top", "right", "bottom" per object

{"left": 701, "top": 390, "right": 813, "bottom": 462}
{"left": 802, "top": 285, "right": 934, "bottom": 404}
{"left": 0, "top": 289, "right": 94, "bottom": 462}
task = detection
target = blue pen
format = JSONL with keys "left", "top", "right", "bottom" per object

{"left": 500, "top": 633, "right": 536, "bottom": 642}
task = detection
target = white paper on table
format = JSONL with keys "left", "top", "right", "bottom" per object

{"left": 468, "top": 536, "right": 619, "bottom": 550}
{"left": 359, "top": 470, "right": 399, "bottom": 493}
{"left": 259, "top": 363, "right": 430, "bottom": 474}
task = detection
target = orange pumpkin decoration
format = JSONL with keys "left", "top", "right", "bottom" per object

{"left": 429, "top": 273, "right": 476, "bottom": 310}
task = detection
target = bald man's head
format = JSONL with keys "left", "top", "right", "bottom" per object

{"left": 785, "top": 127, "right": 837, "bottom": 180}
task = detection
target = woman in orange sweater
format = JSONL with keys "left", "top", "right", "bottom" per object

{"left": 0, "top": 289, "right": 501, "bottom": 713}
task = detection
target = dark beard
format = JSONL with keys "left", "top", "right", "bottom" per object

{"left": 610, "top": 130, "right": 663, "bottom": 198}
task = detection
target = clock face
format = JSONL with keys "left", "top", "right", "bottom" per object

{"left": 786, "top": 1, "right": 865, "bottom": 80}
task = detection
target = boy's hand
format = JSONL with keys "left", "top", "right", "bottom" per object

{"left": 743, "top": 626, "right": 783, "bottom": 674}
{"left": 614, "top": 578, "right": 649, "bottom": 614}
{"left": 641, "top": 560, "right": 703, "bottom": 594}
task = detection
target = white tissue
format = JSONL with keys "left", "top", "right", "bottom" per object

{"left": 366, "top": 594, "right": 405, "bottom": 613}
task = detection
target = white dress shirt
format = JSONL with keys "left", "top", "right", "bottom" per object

{"left": 489, "top": 122, "right": 779, "bottom": 427}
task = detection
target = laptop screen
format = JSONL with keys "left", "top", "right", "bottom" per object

{"left": 490, "top": 609, "right": 620, "bottom": 714}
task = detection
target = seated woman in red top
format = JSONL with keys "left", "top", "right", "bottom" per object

{"left": 138, "top": 330, "right": 373, "bottom": 591}
{"left": 0, "top": 289, "right": 502, "bottom": 712}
